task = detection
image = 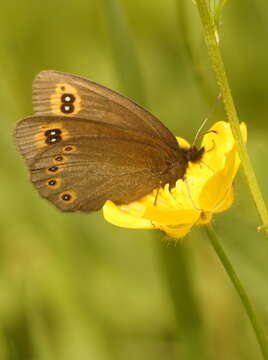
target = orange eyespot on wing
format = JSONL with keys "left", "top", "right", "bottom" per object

{"left": 53, "top": 154, "right": 67, "bottom": 164}
{"left": 47, "top": 178, "right": 62, "bottom": 189}
{"left": 59, "top": 191, "right": 77, "bottom": 204}
{"left": 15, "top": 116, "right": 73, "bottom": 166}
{"left": 33, "top": 70, "right": 84, "bottom": 117}
{"left": 45, "top": 164, "right": 66, "bottom": 175}
{"left": 33, "top": 122, "right": 70, "bottom": 149}
{"left": 50, "top": 83, "right": 82, "bottom": 116}
{"left": 63, "top": 145, "right": 77, "bottom": 153}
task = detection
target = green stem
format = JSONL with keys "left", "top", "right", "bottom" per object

{"left": 205, "top": 224, "right": 268, "bottom": 359}
{"left": 195, "top": 0, "right": 268, "bottom": 233}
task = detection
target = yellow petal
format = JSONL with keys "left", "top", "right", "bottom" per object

{"left": 203, "top": 121, "right": 234, "bottom": 152}
{"left": 198, "top": 121, "right": 246, "bottom": 211}
{"left": 103, "top": 201, "right": 153, "bottom": 229}
{"left": 143, "top": 206, "right": 200, "bottom": 225}
{"left": 198, "top": 147, "right": 237, "bottom": 211}
{"left": 201, "top": 122, "right": 232, "bottom": 172}
{"left": 159, "top": 223, "right": 193, "bottom": 238}
{"left": 201, "top": 122, "right": 247, "bottom": 172}
{"left": 214, "top": 186, "right": 234, "bottom": 213}
{"left": 176, "top": 136, "right": 190, "bottom": 149}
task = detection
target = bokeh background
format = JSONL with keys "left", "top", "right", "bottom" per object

{"left": 1, "top": 0, "right": 268, "bottom": 359}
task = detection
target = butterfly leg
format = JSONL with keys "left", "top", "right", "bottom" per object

{"left": 149, "top": 182, "right": 163, "bottom": 227}
{"left": 153, "top": 180, "right": 164, "bottom": 206}
{"left": 205, "top": 136, "right": 217, "bottom": 153}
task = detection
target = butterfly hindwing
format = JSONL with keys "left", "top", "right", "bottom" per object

{"left": 15, "top": 116, "right": 183, "bottom": 212}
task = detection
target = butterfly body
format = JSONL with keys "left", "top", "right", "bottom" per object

{"left": 15, "top": 71, "right": 204, "bottom": 212}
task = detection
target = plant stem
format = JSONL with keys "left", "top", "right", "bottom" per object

{"left": 195, "top": 0, "right": 268, "bottom": 233}
{"left": 205, "top": 224, "right": 268, "bottom": 359}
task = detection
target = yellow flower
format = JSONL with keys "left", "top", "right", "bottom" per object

{"left": 103, "top": 121, "right": 247, "bottom": 238}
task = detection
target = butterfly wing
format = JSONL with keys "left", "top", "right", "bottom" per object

{"left": 32, "top": 70, "right": 179, "bottom": 150}
{"left": 15, "top": 116, "right": 184, "bottom": 212}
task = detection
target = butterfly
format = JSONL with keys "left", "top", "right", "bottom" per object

{"left": 14, "top": 70, "right": 205, "bottom": 212}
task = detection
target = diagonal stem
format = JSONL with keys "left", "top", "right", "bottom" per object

{"left": 195, "top": 0, "right": 268, "bottom": 234}
{"left": 205, "top": 224, "right": 268, "bottom": 360}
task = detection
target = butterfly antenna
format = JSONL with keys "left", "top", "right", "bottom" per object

{"left": 192, "top": 117, "right": 209, "bottom": 147}
{"left": 192, "top": 92, "right": 222, "bottom": 147}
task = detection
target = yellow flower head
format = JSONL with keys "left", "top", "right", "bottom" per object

{"left": 103, "top": 121, "right": 247, "bottom": 238}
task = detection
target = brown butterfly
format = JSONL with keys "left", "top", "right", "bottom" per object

{"left": 14, "top": 70, "right": 204, "bottom": 212}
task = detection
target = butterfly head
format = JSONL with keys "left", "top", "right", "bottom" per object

{"left": 182, "top": 145, "right": 205, "bottom": 164}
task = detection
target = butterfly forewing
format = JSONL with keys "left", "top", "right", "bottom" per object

{"left": 32, "top": 70, "right": 179, "bottom": 150}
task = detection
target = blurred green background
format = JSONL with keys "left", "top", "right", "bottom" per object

{"left": 1, "top": 0, "right": 268, "bottom": 359}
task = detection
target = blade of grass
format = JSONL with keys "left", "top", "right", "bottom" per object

{"left": 175, "top": 0, "right": 215, "bottom": 106}
{"left": 102, "top": 0, "right": 146, "bottom": 105}
{"left": 155, "top": 236, "right": 207, "bottom": 360}
{"left": 103, "top": 1, "right": 206, "bottom": 357}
